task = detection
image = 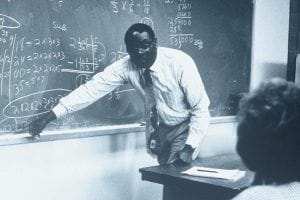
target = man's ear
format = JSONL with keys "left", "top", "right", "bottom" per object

{"left": 153, "top": 38, "right": 157, "bottom": 45}
{"left": 125, "top": 43, "right": 133, "bottom": 53}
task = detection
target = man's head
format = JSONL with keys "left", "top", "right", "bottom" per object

{"left": 124, "top": 23, "right": 157, "bottom": 69}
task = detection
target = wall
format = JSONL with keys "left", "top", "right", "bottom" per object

{"left": 0, "top": 122, "right": 237, "bottom": 200}
{"left": 251, "top": 0, "right": 290, "bottom": 89}
{"left": 0, "top": 0, "right": 290, "bottom": 200}
{"left": 0, "top": 132, "right": 162, "bottom": 200}
{"left": 288, "top": 0, "right": 300, "bottom": 82}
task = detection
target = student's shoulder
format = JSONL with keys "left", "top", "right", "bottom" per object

{"left": 232, "top": 186, "right": 270, "bottom": 200}
{"left": 232, "top": 183, "right": 300, "bottom": 200}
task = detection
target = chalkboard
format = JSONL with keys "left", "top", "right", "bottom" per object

{"left": 0, "top": 0, "right": 253, "bottom": 133}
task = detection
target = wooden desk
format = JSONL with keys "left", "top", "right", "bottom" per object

{"left": 139, "top": 154, "right": 254, "bottom": 200}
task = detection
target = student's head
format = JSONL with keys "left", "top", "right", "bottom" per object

{"left": 236, "top": 78, "right": 300, "bottom": 184}
{"left": 124, "top": 23, "right": 157, "bottom": 69}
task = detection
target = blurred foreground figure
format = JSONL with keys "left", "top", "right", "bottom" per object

{"left": 232, "top": 78, "right": 300, "bottom": 200}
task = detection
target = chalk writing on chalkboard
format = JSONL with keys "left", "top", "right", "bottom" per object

{"left": 0, "top": 0, "right": 252, "bottom": 133}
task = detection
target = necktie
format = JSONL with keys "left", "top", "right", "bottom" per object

{"left": 143, "top": 69, "right": 157, "bottom": 129}
{"left": 143, "top": 69, "right": 159, "bottom": 154}
{"left": 143, "top": 68, "right": 153, "bottom": 85}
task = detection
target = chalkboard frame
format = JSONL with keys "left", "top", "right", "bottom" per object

{"left": 0, "top": 116, "right": 236, "bottom": 146}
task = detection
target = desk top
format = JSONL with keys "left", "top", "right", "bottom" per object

{"left": 139, "top": 154, "right": 254, "bottom": 191}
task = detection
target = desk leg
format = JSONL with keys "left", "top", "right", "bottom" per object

{"left": 163, "top": 185, "right": 198, "bottom": 200}
{"left": 162, "top": 184, "right": 238, "bottom": 200}
{"left": 163, "top": 185, "right": 179, "bottom": 200}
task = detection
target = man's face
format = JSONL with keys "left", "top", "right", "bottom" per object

{"left": 126, "top": 31, "right": 157, "bottom": 69}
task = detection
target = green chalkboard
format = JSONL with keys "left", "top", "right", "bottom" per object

{"left": 0, "top": 0, "right": 252, "bottom": 133}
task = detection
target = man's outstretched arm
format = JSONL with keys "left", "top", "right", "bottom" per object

{"left": 28, "top": 59, "right": 128, "bottom": 137}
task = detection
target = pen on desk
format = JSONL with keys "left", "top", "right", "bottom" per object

{"left": 196, "top": 169, "right": 218, "bottom": 173}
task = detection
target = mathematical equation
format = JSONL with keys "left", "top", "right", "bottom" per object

{"left": 167, "top": 0, "right": 203, "bottom": 50}
{"left": 110, "top": 0, "right": 150, "bottom": 14}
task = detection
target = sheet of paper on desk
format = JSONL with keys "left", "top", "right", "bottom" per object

{"left": 181, "top": 166, "right": 246, "bottom": 181}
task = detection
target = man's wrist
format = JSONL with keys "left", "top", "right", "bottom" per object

{"left": 46, "top": 110, "right": 57, "bottom": 122}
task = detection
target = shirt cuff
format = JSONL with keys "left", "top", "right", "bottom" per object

{"left": 185, "top": 131, "right": 203, "bottom": 149}
{"left": 52, "top": 103, "right": 68, "bottom": 119}
{"left": 185, "top": 131, "right": 206, "bottom": 160}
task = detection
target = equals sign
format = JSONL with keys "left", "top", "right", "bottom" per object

{"left": 26, "top": 69, "right": 31, "bottom": 73}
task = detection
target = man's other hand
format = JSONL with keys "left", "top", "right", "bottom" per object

{"left": 177, "top": 144, "right": 195, "bottom": 163}
{"left": 28, "top": 111, "right": 56, "bottom": 137}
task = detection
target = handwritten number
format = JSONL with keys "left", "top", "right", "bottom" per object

{"left": 111, "top": 1, "right": 119, "bottom": 13}
{"left": 0, "top": 18, "right": 4, "bottom": 28}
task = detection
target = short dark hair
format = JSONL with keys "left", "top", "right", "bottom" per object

{"left": 124, "top": 23, "right": 155, "bottom": 47}
{"left": 236, "top": 78, "right": 300, "bottom": 184}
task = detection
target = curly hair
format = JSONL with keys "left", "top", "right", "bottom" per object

{"left": 236, "top": 78, "right": 300, "bottom": 184}
{"left": 124, "top": 23, "right": 155, "bottom": 47}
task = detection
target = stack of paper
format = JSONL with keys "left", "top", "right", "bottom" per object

{"left": 181, "top": 166, "right": 246, "bottom": 181}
